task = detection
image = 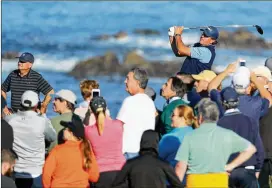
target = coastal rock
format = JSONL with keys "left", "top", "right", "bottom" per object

{"left": 69, "top": 51, "right": 183, "bottom": 79}
{"left": 91, "top": 34, "right": 111, "bottom": 41}
{"left": 133, "top": 29, "right": 160, "bottom": 35}
{"left": 2, "top": 51, "right": 20, "bottom": 59}
{"left": 69, "top": 51, "right": 121, "bottom": 79}
{"left": 218, "top": 29, "right": 272, "bottom": 49}
{"left": 147, "top": 61, "right": 181, "bottom": 77}
{"left": 92, "top": 31, "right": 128, "bottom": 41}
{"left": 123, "top": 51, "right": 149, "bottom": 66}
{"left": 113, "top": 31, "right": 128, "bottom": 39}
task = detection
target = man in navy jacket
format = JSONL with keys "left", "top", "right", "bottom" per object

{"left": 217, "top": 87, "right": 264, "bottom": 188}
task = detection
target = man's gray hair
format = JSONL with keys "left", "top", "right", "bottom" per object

{"left": 196, "top": 98, "right": 219, "bottom": 122}
{"left": 131, "top": 67, "right": 148, "bottom": 89}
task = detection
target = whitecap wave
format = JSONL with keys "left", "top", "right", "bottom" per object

{"left": 2, "top": 56, "right": 79, "bottom": 73}
{"left": 97, "top": 33, "right": 200, "bottom": 49}
{"left": 212, "top": 55, "right": 267, "bottom": 73}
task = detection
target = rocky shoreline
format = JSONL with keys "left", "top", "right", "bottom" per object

{"left": 89, "top": 28, "right": 272, "bottom": 49}
{"left": 2, "top": 29, "right": 271, "bottom": 79}
{"left": 68, "top": 51, "right": 183, "bottom": 79}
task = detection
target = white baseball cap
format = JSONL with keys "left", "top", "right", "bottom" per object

{"left": 253, "top": 66, "right": 272, "bottom": 81}
{"left": 21, "top": 90, "right": 39, "bottom": 107}
{"left": 55, "top": 89, "right": 77, "bottom": 105}
{"left": 232, "top": 67, "right": 250, "bottom": 89}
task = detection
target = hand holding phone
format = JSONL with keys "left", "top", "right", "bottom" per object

{"left": 240, "top": 59, "right": 246, "bottom": 67}
{"left": 92, "top": 89, "right": 100, "bottom": 98}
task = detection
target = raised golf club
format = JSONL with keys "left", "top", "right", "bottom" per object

{"left": 183, "top": 25, "right": 264, "bottom": 35}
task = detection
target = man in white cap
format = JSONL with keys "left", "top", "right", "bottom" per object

{"left": 208, "top": 60, "right": 272, "bottom": 122}
{"left": 252, "top": 65, "right": 272, "bottom": 95}
{"left": 49, "top": 89, "right": 78, "bottom": 151}
{"left": 4, "top": 90, "right": 56, "bottom": 188}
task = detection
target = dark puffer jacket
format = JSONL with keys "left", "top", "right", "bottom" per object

{"left": 112, "top": 130, "right": 182, "bottom": 188}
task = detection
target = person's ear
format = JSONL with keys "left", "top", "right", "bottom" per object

{"left": 246, "top": 85, "right": 252, "bottom": 95}
{"left": 2, "top": 162, "right": 9, "bottom": 174}
{"left": 198, "top": 114, "right": 203, "bottom": 125}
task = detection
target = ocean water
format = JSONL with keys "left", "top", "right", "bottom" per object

{"left": 2, "top": 1, "right": 272, "bottom": 118}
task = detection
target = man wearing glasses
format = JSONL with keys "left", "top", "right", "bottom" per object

{"left": 48, "top": 89, "right": 78, "bottom": 152}
{"left": 1, "top": 52, "right": 54, "bottom": 115}
{"left": 169, "top": 26, "right": 219, "bottom": 75}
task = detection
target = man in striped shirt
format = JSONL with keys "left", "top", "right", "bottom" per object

{"left": 1, "top": 52, "right": 54, "bottom": 114}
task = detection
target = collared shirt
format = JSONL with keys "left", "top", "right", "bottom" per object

{"left": 164, "top": 96, "right": 182, "bottom": 108}
{"left": 175, "top": 122, "right": 250, "bottom": 174}
{"left": 168, "top": 96, "right": 181, "bottom": 104}
{"left": 4, "top": 110, "right": 56, "bottom": 176}
{"left": 190, "top": 46, "right": 212, "bottom": 64}
{"left": 224, "top": 108, "right": 240, "bottom": 115}
{"left": 1, "top": 69, "right": 53, "bottom": 112}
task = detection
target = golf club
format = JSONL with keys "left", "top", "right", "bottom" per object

{"left": 183, "top": 25, "right": 263, "bottom": 35}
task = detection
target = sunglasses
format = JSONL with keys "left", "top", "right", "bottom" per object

{"left": 18, "top": 61, "right": 27, "bottom": 64}
{"left": 54, "top": 97, "right": 65, "bottom": 102}
{"left": 202, "top": 33, "right": 210, "bottom": 38}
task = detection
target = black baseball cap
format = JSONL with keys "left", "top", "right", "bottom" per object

{"left": 221, "top": 87, "right": 239, "bottom": 102}
{"left": 60, "top": 114, "right": 85, "bottom": 139}
{"left": 90, "top": 96, "right": 107, "bottom": 113}
{"left": 16, "top": 52, "right": 34, "bottom": 63}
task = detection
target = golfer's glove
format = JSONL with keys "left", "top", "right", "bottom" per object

{"left": 168, "top": 26, "right": 175, "bottom": 37}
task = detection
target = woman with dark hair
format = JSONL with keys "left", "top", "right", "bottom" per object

{"left": 42, "top": 115, "right": 99, "bottom": 188}
{"left": 85, "top": 97, "right": 125, "bottom": 188}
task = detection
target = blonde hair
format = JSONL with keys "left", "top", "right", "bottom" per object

{"left": 96, "top": 107, "right": 106, "bottom": 136}
{"left": 80, "top": 80, "right": 99, "bottom": 100}
{"left": 176, "top": 105, "right": 199, "bottom": 129}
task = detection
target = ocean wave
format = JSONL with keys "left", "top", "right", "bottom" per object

{"left": 212, "top": 55, "right": 267, "bottom": 73}
{"left": 2, "top": 56, "right": 79, "bottom": 73}
{"left": 98, "top": 33, "right": 200, "bottom": 49}
{"left": 2, "top": 50, "right": 267, "bottom": 74}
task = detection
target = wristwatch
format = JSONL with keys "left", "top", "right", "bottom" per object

{"left": 175, "top": 34, "right": 181, "bottom": 37}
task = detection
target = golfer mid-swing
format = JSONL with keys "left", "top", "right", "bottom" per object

{"left": 169, "top": 26, "right": 219, "bottom": 75}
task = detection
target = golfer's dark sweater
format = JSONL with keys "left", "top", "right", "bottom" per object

{"left": 217, "top": 110, "right": 265, "bottom": 171}
{"left": 180, "top": 43, "right": 216, "bottom": 74}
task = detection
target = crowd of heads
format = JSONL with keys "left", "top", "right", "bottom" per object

{"left": 1, "top": 53, "right": 272, "bottom": 188}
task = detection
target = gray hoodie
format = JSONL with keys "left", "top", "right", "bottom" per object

{"left": 5, "top": 110, "right": 56, "bottom": 177}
